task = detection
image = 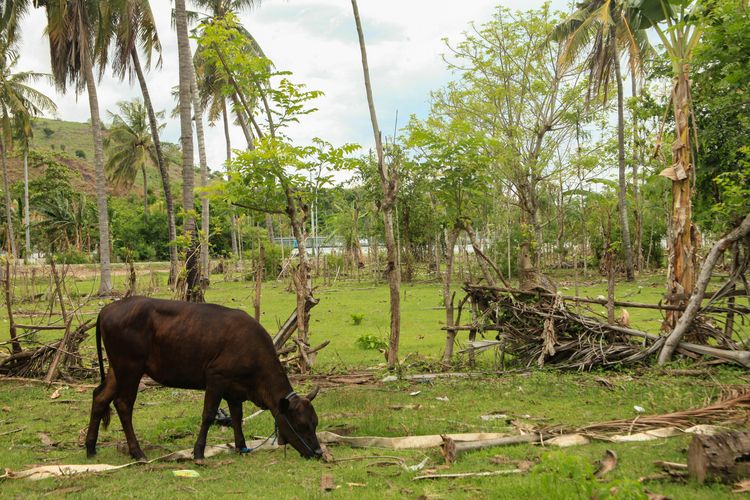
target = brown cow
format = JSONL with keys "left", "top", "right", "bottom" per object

{"left": 85, "top": 296, "right": 323, "bottom": 461}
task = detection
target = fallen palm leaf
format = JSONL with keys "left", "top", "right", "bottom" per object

{"left": 732, "top": 479, "right": 750, "bottom": 493}
{"left": 38, "top": 432, "right": 55, "bottom": 447}
{"left": 594, "top": 449, "right": 618, "bottom": 478}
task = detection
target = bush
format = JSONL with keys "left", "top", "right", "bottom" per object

{"left": 42, "top": 127, "right": 54, "bottom": 138}
{"left": 350, "top": 313, "right": 365, "bottom": 326}
{"left": 55, "top": 249, "right": 91, "bottom": 264}
{"left": 355, "top": 333, "right": 387, "bottom": 351}
{"left": 75, "top": 150, "right": 86, "bottom": 159}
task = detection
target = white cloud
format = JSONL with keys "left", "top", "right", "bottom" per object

{"left": 15, "top": 0, "right": 568, "bottom": 177}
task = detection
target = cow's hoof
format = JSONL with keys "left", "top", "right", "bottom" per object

{"left": 130, "top": 451, "right": 147, "bottom": 461}
{"left": 238, "top": 446, "right": 251, "bottom": 454}
{"left": 194, "top": 458, "right": 205, "bottom": 466}
{"left": 86, "top": 449, "right": 97, "bottom": 458}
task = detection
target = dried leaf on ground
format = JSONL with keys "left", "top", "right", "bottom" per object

{"left": 594, "top": 449, "right": 618, "bottom": 478}
{"left": 320, "top": 444, "right": 334, "bottom": 463}
{"left": 37, "top": 432, "right": 56, "bottom": 447}
{"left": 645, "top": 491, "right": 671, "bottom": 500}
{"left": 595, "top": 377, "right": 615, "bottom": 390}
{"left": 49, "top": 388, "right": 61, "bottom": 399}
{"left": 732, "top": 479, "right": 750, "bottom": 493}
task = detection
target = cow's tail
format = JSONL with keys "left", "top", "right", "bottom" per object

{"left": 93, "top": 314, "right": 111, "bottom": 429}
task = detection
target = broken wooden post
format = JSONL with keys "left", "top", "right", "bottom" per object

{"left": 44, "top": 258, "right": 72, "bottom": 383}
{"left": 2, "top": 257, "right": 21, "bottom": 353}
{"left": 688, "top": 431, "right": 750, "bottom": 484}
{"left": 272, "top": 296, "right": 319, "bottom": 351}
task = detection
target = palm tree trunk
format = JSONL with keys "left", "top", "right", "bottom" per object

{"left": 176, "top": 0, "right": 202, "bottom": 302}
{"left": 613, "top": 39, "right": 635, "bottom": 281}
{"left": 230, "top": 94, "right": 253, "bottom": 146}
{"left": 664, "top": 63, "right": 698, "bottom": 328}
{"left": 141, "top": 164, "right": 149, "bottom": 215}
{"left": 351, "top": 0, "right": 401, "bottom": 370}
{"left": 131, "top": 48, "right": 178, "bottom": 285}
{"left": 82, "top": 57, "right": 112, "bottom": 295}
{"left": 23, "top": 145, "right": 30, "bottom": 260}
{"left": 631, "top": 76, "right": 643, "bottom": 272}
{"left": 0, "top": 138, "right": 17, "bottom": 259}
{"left": 222, "top": 99, "right": 239, "bottom": 259}
{"left": 190, "top": 71, "right": 210, "bottom": 280}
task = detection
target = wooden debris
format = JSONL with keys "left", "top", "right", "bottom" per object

{"left": 594, "top": 449, "right": 618, "bottom": 478}
{"left": 414, "top": 469, "right": 525, "bottom": 480}
{"left": 688, "top": 430, "right": 750, "bottom": 484}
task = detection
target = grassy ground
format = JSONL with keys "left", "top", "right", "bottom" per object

{"left": 1, "top": 269, "right": 748, "bottom": 498}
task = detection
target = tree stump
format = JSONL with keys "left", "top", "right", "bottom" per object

{"left": 688, "top": 431, "right": 750, "bottom": 483}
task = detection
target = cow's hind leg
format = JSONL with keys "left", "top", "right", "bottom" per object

{"left": 112, "top": 370, "right": 146, "bottom": 460}
{"left": 194, "top": 388, "right": 221, "bottom": 462}
{"left": 85, "top": 368, "right": 116, "bottom": 457}
{"left": 226, "top": 399, "right": 247, "bottom": 452}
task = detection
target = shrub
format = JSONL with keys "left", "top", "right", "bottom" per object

{"left": 75, "top": 149, "right": 86, "bottom": 159}
{"left": 355, "top": 333, "right": 387, "bottom": 351}
{"left": 350, "top": 313, "right": 365, "bottom": 326}
{"left": 42, "top": 127, "right": 54, "bottom": 138}
{"left": 55, "top": 249, "right": 91, "bottom": 264}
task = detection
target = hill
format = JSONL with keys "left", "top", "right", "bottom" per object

{"left": 5, "top": 117, "right": 186, "bottom": 201}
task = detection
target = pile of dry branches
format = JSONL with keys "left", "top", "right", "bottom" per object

{"left": 461, "top": 285, "right": 748, "bottom": 371}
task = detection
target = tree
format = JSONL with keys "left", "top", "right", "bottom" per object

{"left": 103, "top": 0, "right": 179, "bottom": 285}
{"left": 629, "top": 0, "right": 704, "bottom": 330}
{"left": 351, "top": 0, "right": 402, "bottom": 369}
{"left": 553, "top": 0, "right": 651, "bottom": 281}
{"left": 442, "top": 5, "right": 584, "bottom": 292}
{"left": 175, "top": 0, "right": 203, "bottom": 302}
{"left": 0, "top": 33, "right": 56, "bottom": 260}
{"left": 104, "top": 99, "right": 161, "bottom": 215}
{"left": 34, "top": 0, "right": 113, "bottom": 295}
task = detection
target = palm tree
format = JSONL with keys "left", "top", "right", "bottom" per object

{"left": 175, "top": 0, "right": 202, "bottom": 302}
{"left": 553, "top": 0, "right": 649, "bottom": 282}
{"left": 105, "top": 99, "right": 161, "bottom": 215}
{"left": 102, "top": 0, "right": 179, "bottom": 285}
{"left": 34, "top": 0, "right": 113, "bottom": 295}
{"left": 0, "top": 36, "right": 56, "bottom": 259}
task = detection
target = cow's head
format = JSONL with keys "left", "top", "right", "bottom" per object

{"left": 276, "top": 387, "right": 322, "bottom": 459}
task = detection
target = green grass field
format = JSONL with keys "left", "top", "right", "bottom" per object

{"left": 0, "top": 269, "right": 748, "bottom": 498}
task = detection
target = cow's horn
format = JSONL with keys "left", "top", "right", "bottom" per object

{"left": 307, "top": 386, "right": 320, "bottom": 401}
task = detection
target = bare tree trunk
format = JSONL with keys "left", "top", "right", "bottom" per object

{"left": 613, "top": 41, "right": 635, "bottom": 281}
{"left": 0, "top": 138, "right": 16, "bottom": 259}
{"left": 463, "top": 220, "right": 497, "bottom": 287}
{"left": 132, "top": 48, "right": 178, "bottom": 286}
{"left": 664, "top": 64, "right": 699, "bottom": 328}
{"left": 190, "top": 71, "right": 210, "bottom": 281}
{"left": 230, "top": 94, "right": 253, "bottom": 146}
{"left": 352, "top": 0, "right": 401, "bottom": 370}
{"left": 442, "top": 228, "right": 459, "bottom": 363}
{"left": 23, "top": 145, "right": 30, "bottom": 260}
{"left": 631, "top": 76, "right": 644, "bottom": 272}
{"left": 658, "top": 213, "right": 750, "bottom": 364}
{"left": 222, "top": 100, "right": 239, "bottom": 259}
{"left": 2, "top": 258, "right": 20, "bottom": 353}
{"left": 141, "top": 165, "right": 149, "bottom": 215}
{"left": 254, "top": 240, "right": 264, "bottom": 320}
{"left": 176, "top": 0, "right": 203, "bottom": 303}
{"left": 265, "top": 213, "right": 275, "bottom": 242}
{"left": 83, "top": 56, "right": 112, "bottom": 296}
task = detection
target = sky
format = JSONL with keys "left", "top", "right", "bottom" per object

{"left": 16, "top": 0, "right": 569, "bottom": 175}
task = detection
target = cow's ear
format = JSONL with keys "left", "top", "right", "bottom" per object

{"left": 278, "top": 397, "right": 290, "bottom": 414}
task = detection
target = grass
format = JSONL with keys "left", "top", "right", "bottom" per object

{"left": 0, "top": 270, "right": 748, "bottom": 498}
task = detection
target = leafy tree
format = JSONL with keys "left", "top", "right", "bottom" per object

{"left": 553, "top": 0, "right": 652, "bottom": 281}
{"left": 34, "top": 0, "right": 115, "bottom": 295}
{"left": 104, "top": 99, "right": 162, "bottom": 215}
{"left": 629, "top": 0, "right": 705, "bottom": 333}
{"left": 0, "top": 33, "right": 56, "bottom": 259}
{"left": 692, "top": 0, "right": 750, "bottom": 229}
{"left": 103, "top": 0, "right": 180, "bottom": 284}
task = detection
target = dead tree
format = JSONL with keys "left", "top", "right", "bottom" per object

{"left": 352, "top": 0, "right": 401, "bottom": 369}
{"left": 659, "top": 213, "right": 750, "bottom": 364}
{"left": 688, "top": 431, "right": 750, "bottom": 484}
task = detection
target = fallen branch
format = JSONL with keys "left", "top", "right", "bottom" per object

{"left": 414, "top": 469, "right": 524, "bottom": 480}
{"left": 659, "top": 212, "right": 750, "bottom": 364}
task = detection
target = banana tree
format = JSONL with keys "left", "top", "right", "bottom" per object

{"left": 628, "top": 0, "right": 704, "bottom": 330}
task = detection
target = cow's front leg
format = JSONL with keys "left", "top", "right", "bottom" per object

{"left": 226, "top": 399, "right": 247, "bottom": 452}
{"left": 194, "top": 388, "right": 221, "bottom": 463}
